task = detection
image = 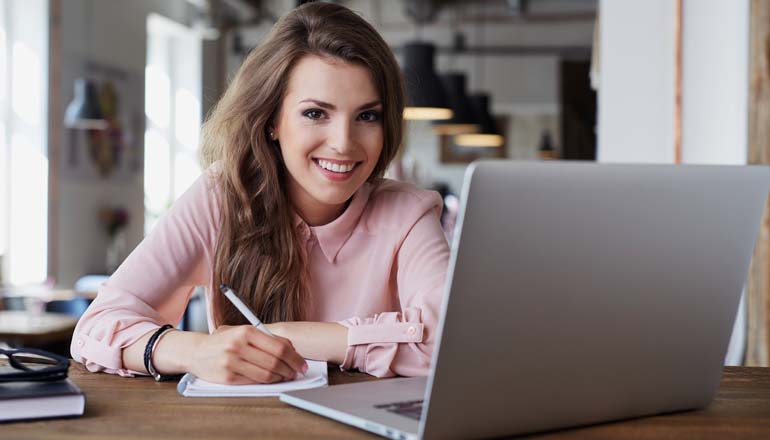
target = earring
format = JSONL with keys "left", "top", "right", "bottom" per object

{"left": 269, "top": 130, "right": 276, "bottom": 140}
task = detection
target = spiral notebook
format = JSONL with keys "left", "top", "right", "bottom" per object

{"left": 177, "top": 360, "right": 328, "bottom": 397}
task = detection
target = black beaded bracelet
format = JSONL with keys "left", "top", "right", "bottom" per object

{"left": 143, "top": 324, "right": 181, "bottom": 382}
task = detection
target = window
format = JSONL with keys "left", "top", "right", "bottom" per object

{"left": 0, "top": 0, "right": 48, "bottom": 285}
{"left": 144, "top": 14, "right": 202, "bottom": 234}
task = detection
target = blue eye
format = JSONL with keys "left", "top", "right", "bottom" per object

{"left": 303, "top": 109, "right": 325, "bottom": 120}
{"left": 359, "top": 110, "right": 381, "bottom": 122}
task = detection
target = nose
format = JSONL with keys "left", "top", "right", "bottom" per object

{"left": 328, "top": 118, "right": 355, "bottom": 154}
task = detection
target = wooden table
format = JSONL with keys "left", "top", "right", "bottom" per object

{"left": 0, "top": 310, "right": 78, "bottom": 346}
{"left": 4, "top": 365, "right": 770, "bottom": 439}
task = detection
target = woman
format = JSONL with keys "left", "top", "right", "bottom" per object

{"left": 71, "top": 2, "right": 449, "bottom": 384}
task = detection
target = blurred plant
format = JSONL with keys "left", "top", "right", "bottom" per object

{"left": 99, "top": 206, "right": 130, "bottom": 238}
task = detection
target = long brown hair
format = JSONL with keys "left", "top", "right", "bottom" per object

{"left": 199, "top": 2, "right": 405, "bottom": 326}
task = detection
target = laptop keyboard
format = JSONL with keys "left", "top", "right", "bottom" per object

{"left": 374, "top": 399, "right": 424, "bottom": 421}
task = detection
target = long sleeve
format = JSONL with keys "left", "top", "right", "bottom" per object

{"left": 70, "top": 169, "right": 221, "bottom": 376}
{"left": 338, "top": 192, "right": 450, "bottom": 377}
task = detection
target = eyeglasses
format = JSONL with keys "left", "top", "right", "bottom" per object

{"left": 0, "top": 348, "right": 69, "bottom": 382}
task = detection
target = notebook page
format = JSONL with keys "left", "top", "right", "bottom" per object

{"left": 178, "top": 360, "right": 328, "bottom": 397}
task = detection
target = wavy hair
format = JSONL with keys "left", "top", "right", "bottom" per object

{"left": 199, "top": 2, "right": 405, "bottom": 326}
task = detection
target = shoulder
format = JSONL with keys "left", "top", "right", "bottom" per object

{"left": 363, "top": 179, "right": 443, "bottom": 231}
{"left": 200, "top": 160, "right": 225, "bottom": 193}
{"left": 369, "top": 179, "right": 443, "bottom": 207}
{"left": 163, "top": 161, "right": 224, "bottom": 230}
{"left": 178, "top": 161, "right": 224, "bottom": 204}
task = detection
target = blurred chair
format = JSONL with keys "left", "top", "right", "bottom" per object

{"left": 180, "top": 287, "right": 205, "bottom": 331}
{"left": 74, "top": 274, "right": 110, "bottom": 298}
{"left": 1, "top": 296, "right": 27, "bottom": 311}
{"left": 74, "top": 274, "right": 202, "bottom": 331}
{"left": 45, "top": 297, "right": 91, "bottom": 317}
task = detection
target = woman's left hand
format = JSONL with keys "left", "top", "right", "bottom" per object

{"left": 264, "top": 322, "right": 290, "bottom": 341}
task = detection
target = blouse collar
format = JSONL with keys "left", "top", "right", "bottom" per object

{"left": 293, "top": 182, "right": 372, "bottom": 263}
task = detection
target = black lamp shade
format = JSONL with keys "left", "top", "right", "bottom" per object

{"left": 433, "top": 73, "right": 479, "bottom": 134}
{"left": 402, "top": 42, "right": 452, "bottom": 120}
{"left": 455, "top": 93, "right": 504, "bottom": 147}
{"left": 469, "top": 94, "right": 497, "bottom": 134}
{"left": 64, "top": 78, "right": 108, "bottom": 130}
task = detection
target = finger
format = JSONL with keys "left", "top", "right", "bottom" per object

{"left": 246, "top": 329, "right": 307, "bottom": 374}
{"left": 231, "top": 358, "right": 285, "bottom": 384}
{"left": 275, "top": 336, "right": 309, "bottom": 373}
{"left": 221, "top": 371, "right": 257, "bottom": 385}
{"left": 238, "top": 346, "right": 297, "bottom": 381}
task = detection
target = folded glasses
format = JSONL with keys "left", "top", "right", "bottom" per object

{"left": 0, "top": 348, "right": 69, "bottom": 382}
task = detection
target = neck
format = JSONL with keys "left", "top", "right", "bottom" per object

{"left": 289, "top": 185, "right": 352, "bottom": 227}
{"left": 294, "top": 200, "right": 348, "bottom": 226}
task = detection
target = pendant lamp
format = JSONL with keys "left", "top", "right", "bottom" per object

{"left": 402, "top": 42, "right": 453, "bottom": 121}
{"left": 454, "top": 94, "right": 504, "bottom": 147}
{"left": 432, "top": 73, "right": 479, "bottom": 135}
{"left": 64, "top": 78, "right": 108, "bottom": 130}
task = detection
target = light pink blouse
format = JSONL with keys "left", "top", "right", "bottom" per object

{"left": 70, "top": 165, "right": 450, "bottom": 378}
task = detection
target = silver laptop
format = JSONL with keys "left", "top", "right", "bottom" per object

{"left": 280, "top": 161, "right": 770, "bottom": 440}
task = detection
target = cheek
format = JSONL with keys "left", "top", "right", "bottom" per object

{"left": 365, "top": 131, "right": 385, "bottom": 166}
{"left": 280, "top": 130, "right": 322, "bottom": 163}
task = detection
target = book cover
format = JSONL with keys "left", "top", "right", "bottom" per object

{"left": 0, "top": 379, "right": 86, "bottom": 422}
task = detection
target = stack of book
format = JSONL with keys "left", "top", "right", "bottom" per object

{"left": 0, "top": 375, "right": 85, "bottom": 422}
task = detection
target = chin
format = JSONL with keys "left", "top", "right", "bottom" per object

{"left": 311, "top": 186, "right": 359, "bottom": 206}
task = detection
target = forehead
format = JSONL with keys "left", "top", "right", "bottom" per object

{"left": 284, "top": 55, "right": 380, "bottom": 107}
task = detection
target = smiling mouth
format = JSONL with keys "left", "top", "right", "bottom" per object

{"left": 313, "top": 159, "right": 361, "bottom": 174}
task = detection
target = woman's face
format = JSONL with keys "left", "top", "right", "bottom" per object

{"left": 273, "top": 55, "right": 384, "bottom": 226}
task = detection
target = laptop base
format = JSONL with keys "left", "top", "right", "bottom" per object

{"left": 281, "top": 376, "right": 425, "bottom": 440}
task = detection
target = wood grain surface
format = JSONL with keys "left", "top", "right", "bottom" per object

{"left": 3, "top": 364, "right": 770, "bottom": 439}
{"left": 747, "top": 0, "right": 770, "bottom": 367}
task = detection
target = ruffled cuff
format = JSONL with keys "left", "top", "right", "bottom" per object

{"left": 71, "top": 320, "right": 161, "bottom": 377}
{"left": 337, "top": 307, "right": 424, "bottom": 377}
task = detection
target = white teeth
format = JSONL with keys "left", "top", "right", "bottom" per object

{"left": 318, "top": 160, "right": 355, "bottom": 173}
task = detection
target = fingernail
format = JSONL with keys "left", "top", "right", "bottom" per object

{"left": 302, "top": 363, "right": 309, "bottom": 373}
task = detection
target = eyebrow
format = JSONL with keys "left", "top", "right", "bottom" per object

{"left": 298, "top": 99, "right": 382, "bottom": 111}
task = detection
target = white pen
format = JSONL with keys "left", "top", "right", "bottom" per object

{"left": 219, "top": 283, "right": 308, "bottom": 378}
{"left": 219, "top": 283, "right": 275, "bottom": 337}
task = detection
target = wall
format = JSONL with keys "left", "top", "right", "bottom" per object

{"left": 596, "top": 0, "right": 675, "bottom": 163}
{"left": 598, "top": 0, "right": 749, "bottom": 164}
{"left": 55, "top": 0, "right": 193, "bottom": 286}
{"left": 681, "top": 0, "right": 749, "bottom": 165}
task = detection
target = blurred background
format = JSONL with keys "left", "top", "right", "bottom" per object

{"left": 1, "top": 0, "right": 768, "bottom": 367}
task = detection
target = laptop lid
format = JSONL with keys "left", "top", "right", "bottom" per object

{"left": 421, "top": 161, "right": 770, "bottom": 439}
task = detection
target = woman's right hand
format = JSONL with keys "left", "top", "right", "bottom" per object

{"left": 187, "top": 325, "right": 308, "bottom": 385}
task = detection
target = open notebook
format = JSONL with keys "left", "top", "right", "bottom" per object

{"left": 177, "top": 360, "right": 328, "bottom": 397}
